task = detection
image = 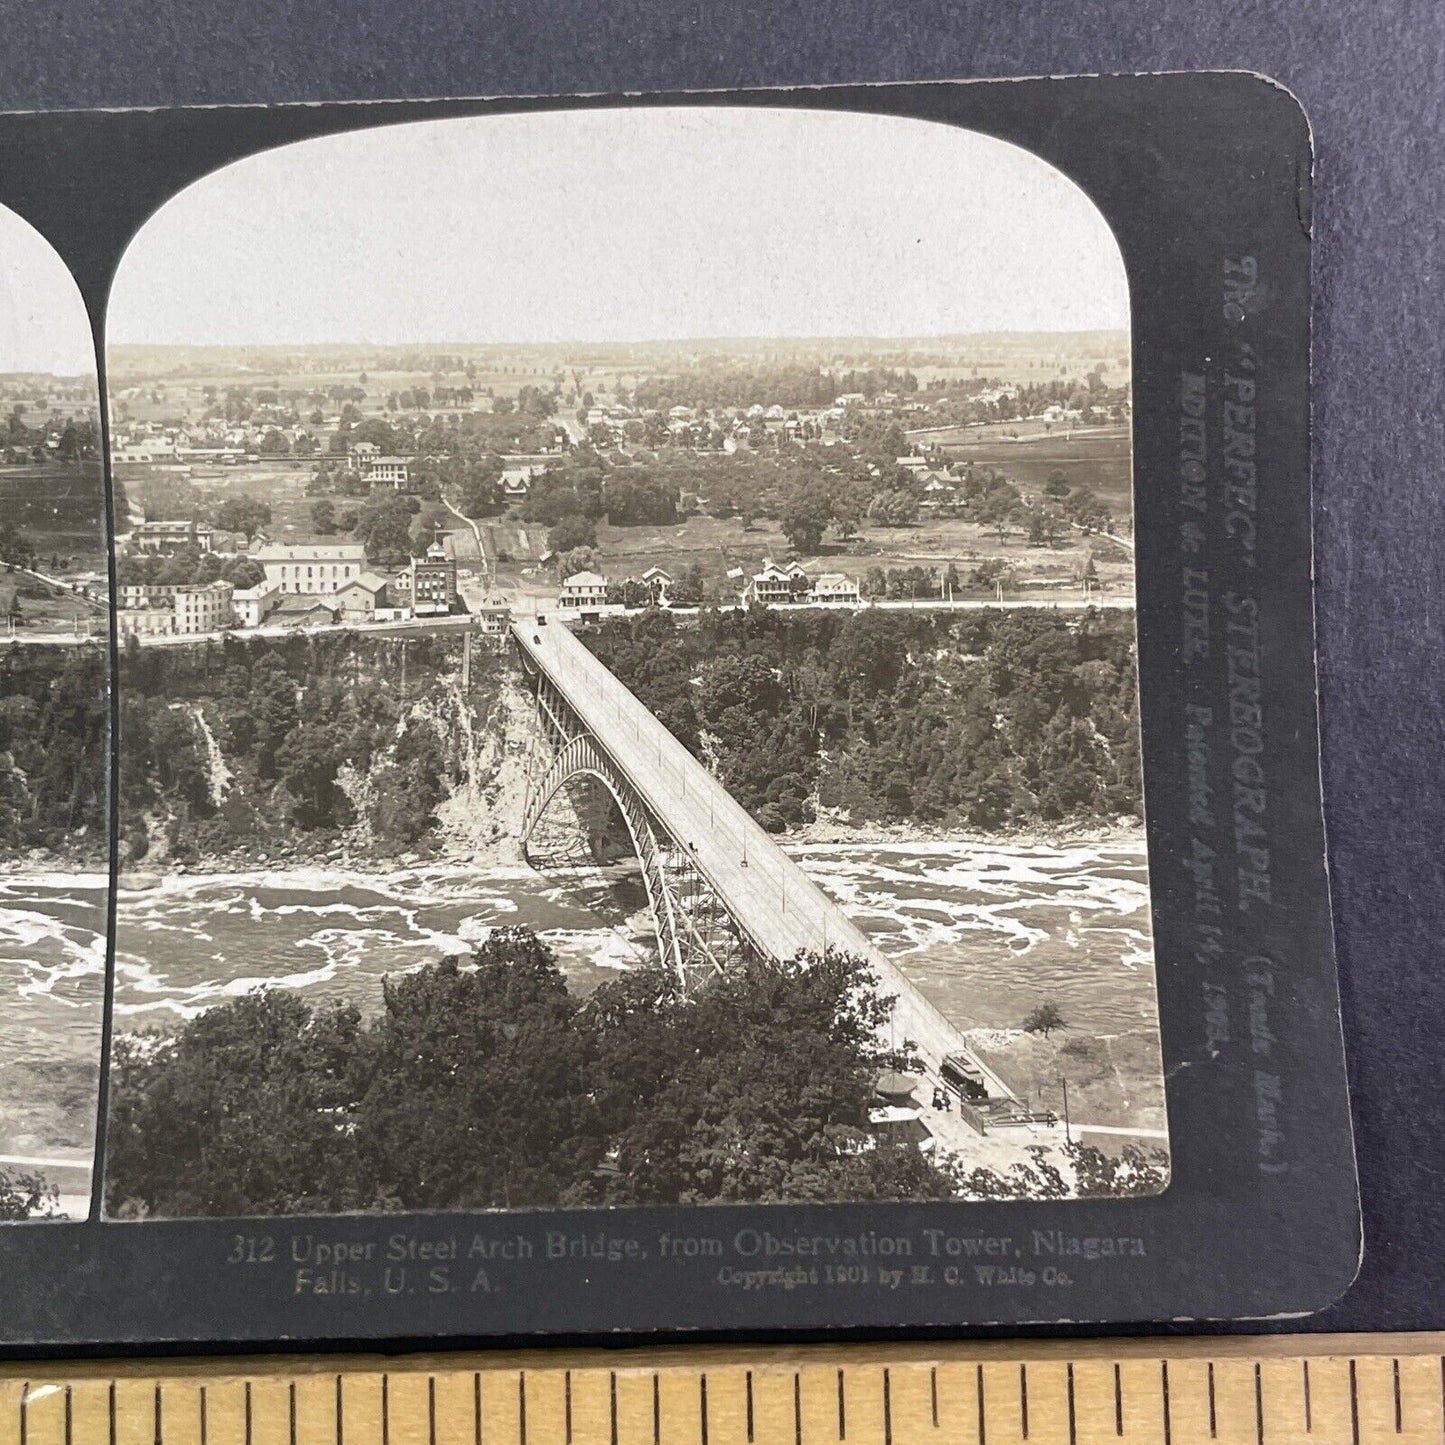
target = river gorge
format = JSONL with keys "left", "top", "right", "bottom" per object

{"left": 0, "top": 833, "right": 1163, "bottom": 1208}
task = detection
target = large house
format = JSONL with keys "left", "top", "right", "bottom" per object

{"left": 500, "top": 463, "right": 545, "bottom": 501}
{"left": 253, "top": 541, "right": 368, "bottom": 595}
{"left": 640, "top": 566, "right": 672, "bottom": 604}
{"left": 349, "top": 443, "right": 412, "bottom": 489}
{"left": 809, "top": 572, "right": 861, "bottom": 605}
{"left": 744, "top": 559, "right": 809, "bottom": 607}
{"left": 117, "top": 580, "right": 234, "bottom": 636}
{"left": 558, "top": 570, "right": 609, "bottom": 613}
{"left": 130, "top": 519, "right": 213, "bottom": 554}
{"left": 473, "top": 604, "right": 513, "bottom": 638}
{"left": 744, "top": 561, "right": 860, "bottom": 609}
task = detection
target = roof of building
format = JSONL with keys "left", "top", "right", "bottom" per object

{"left": 271, "top": 593, "right": 338, "bottom": 616}
{"left": 754, "top": 560, "right": 806, "bottom": 581}
{"left": 641, "top": 566, "right": 672, "bottom": 582}
{"left": 336, "top": 572, "right": 390, "bottom": 595}
{"left": 120, "top": 579, "right": 231, "bottom": 596}
{"left": 562, "top": 570, "right": 607, "bottom": 588}
{"left": 812, "top": 573, "right": 857, "bottom": 589}
{"left": 253, "top": 541, "right": 367, "bottom": 562}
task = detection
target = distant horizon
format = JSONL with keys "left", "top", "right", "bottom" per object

{"left": 104, "top": 323, "right": 1127, "bottom": 359}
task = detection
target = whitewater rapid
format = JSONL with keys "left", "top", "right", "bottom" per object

{"left": 1, "top": 839, "right": 1158, "bottom": 1155}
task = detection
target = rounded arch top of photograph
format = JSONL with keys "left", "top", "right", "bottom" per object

{"left": 0, "top": 205, "right": 98, "bottom": 381}
{"left": 105, "top": 105, "right": 1130, "bottom": 354}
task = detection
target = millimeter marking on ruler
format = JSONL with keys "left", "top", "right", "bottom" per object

{"left": 8, "top": 1333, "right": 1445, "bottom": 1445}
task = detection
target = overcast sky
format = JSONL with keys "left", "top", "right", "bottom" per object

{"left": 92, "top": 106, "right": 1131, "bottom": 352}
{"left": 0, "top": 208, "right": 96, "bottom": 375}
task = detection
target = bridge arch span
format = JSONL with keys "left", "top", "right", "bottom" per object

{"left": 520, "top": 730, "right": 698, "bottom": 987}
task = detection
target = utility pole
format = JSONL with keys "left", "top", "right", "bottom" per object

{"left": 1060, "top": 1074, "right": 1071, "bottom": 1143}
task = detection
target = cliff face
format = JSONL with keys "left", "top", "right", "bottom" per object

{"left": 116, "top": 632, "right": 537, "bottom": 870}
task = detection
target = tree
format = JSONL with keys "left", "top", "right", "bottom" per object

{"left": 459, "top": 465, "right": 502, "bottom": 519}
{"left": 557, "top": 545, "right": 598, "bottom": 580}
{"left": 830, "top": 486, "right": 864, "bottom": 541}
{"left": 353, "top": 494, "right": 418, "bottom": 567}
{"left": 667, "top": 562, "right": 705, "bottom": 609}
{"left": 781, "top": 486, "right": 832, "bottom": 554}
{"left": 1027, "top": 505, "right": 1066, "bottom": 547}
{"left": 213, "top": 496, "right": 272, "bottom": 542}
{"left": 548, "top": 514, "right": 597, "bottom": 553}
{"left": 276, "top": 723, "right": 348, "bottom": 828}
{"left": 979, "top": 490, "right": 1020, "bottom": 543}
{"left": 222, "top": 557, "right": 266, "bottom": 590}
{"left": 603, "top": 472, "right": 678, "bottom": 527}
{"left": 1043, "top": 470, "right": 1071, "bottom": 499}
{"left": 310, "top": 499, "right": 338, "bottom": 535}
{"left": 1022, "top": 1001, "right": 1067, "bottom": 1037}
{"left": 104, "top": 936, "right": 953, "bottom": 1216}
{"left": 866, "top": 490, "right": 918, "bottom": 527}
{"left": 0, "top": 1169, "right": 55, "bottom": 1220}
{"left": 1065, "top": 486, "right": 1112, "bottom": 535}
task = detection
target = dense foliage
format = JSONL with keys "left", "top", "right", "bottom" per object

{"left": 582, "top": 608, "right": 1142, "bottom": 833}
{"left": 0, "top": 645, "right": 108, "bottom": 861}
{"left": 117, "top": 631, "right": 497, "bottom": 863}
{"left": 116, "top": 545, "right": 265, "bottom": 589}
{"left": 632, "top": 365, "right": 920, "bottom": 412}
{"left": 0, "top": 1169, "right": 57, "bottom": 1220}
{"left": 105, "top": 932, "right": 949, "bottom": 1217}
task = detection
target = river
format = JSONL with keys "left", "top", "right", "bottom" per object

{"left": 0, "top": 838, "right": 1157, "bottom": 1171}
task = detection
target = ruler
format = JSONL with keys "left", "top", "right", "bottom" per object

{"left": 2, "top": 1335, "right": 1442, "bottom": 1445}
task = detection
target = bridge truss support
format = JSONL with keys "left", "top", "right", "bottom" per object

{"left": 519, "top": 665, "right": 745, "bottom": 991}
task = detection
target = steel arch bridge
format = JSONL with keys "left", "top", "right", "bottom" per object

{"left": 510, "top": 618, "right": 1015, "bottom": 1111}
{"left": 519, "top": 722, "right": 742, "bottom": 988}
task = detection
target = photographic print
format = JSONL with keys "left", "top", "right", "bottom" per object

{"left": 96, "top": 107, "right": 1165, "bottom": 1221}
{"left": 0, "top": 206, "right": 109, "bottom": 1223}
{"left": 0, "top": 76, "right": 1361, "bottom": 1341}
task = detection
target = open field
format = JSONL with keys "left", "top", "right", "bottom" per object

{"left": 920, "top": 423, "right": 1134, "bottom": 521}
{"left": 118, "top": 460, "right": 318, "bottom": 536}
{"left": 969, "top": 1026, "right": 1166, "bottom": 1135}
{"left": 0, "top": 463, "right": 107, "bottom": 565}
{"left": 0, "top": 569, "right": 106, "bottom": 633}
{"left": 583, "top": 508, "right": 1133, "bottom": 600}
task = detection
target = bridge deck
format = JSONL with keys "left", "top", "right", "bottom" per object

{"left": 512, "top": 618, "right": 1003, "bottom": 1087}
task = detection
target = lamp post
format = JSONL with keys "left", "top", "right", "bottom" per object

{"left": 1059, "top": 1074, "right": 1072, "bottom": 1144}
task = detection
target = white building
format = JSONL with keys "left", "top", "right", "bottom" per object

{"left": 232, "top": 583, "right": 279, "bottom": 627}
{"left": 365, "top": 456, "right": 411, "bottom": 487}
{"left": 347, "top": 442, "right": 410, "bottom": 487}
{"left": 117, "top": 581, "right": 234, "bottom": 636}
{"left": 744, "top": 559, "right": 809, "bottom": 606}
{"left": 809, "top": 572, "right": 861, "bottom": 605}
{"left": 253, "top": 541, "right": 368, "bottom": 595}
{"left": 559, "top": 570, "right": 609, "bottom": 610}
{"left": 641, "top": 566, "right": 672, "bottom": 603}
{"left": 130, "top": 519, "right": 213, "bottom": 554}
